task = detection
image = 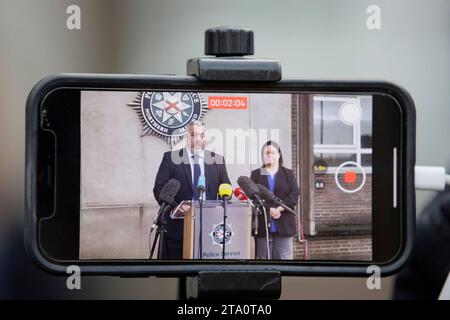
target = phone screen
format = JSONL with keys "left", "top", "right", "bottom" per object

{"left": 33, "top": 80, "right": 406, "bottom": 268}
{"left": 75, "top": 90, "right": 382, "bottom": 262}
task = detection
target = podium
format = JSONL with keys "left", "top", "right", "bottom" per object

{"left": 172, "top": 200, "right": 252, "bottom": 259}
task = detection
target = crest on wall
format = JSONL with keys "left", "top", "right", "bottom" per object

{"left": 128, "top": 91, "right": 207, "bottom": 147}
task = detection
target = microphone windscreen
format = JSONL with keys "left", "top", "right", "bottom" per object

{"left": 218, "top": 183, "right": 233, "bottom": 199}
{"left": 197, "top": 175, "right": 206, "bottom": 191}
{"left": 257, "top": 184, "right": 275, "bottom": 202}
{"left": 237, "top": 176, "right": 259, "bottom": 199}
{"left": 233, "top": 187, "right": 249, "bottom": 201}
{"left": 159, "top": 178, "right": 181, "bottom": 204}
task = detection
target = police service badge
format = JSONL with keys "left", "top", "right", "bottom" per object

{"left": 210, "top": 223, "right": 233, "bottom": 246}
{"left": 128, "top": 91, "right": 207, "bottom": 146}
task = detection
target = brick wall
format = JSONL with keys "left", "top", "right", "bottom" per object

{"left": 293, "top": 236, "right": 372, "bottom": 261}
{"left": 314, "top": 174, "right": 372, "bottom": 229}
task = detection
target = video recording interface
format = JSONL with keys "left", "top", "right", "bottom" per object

{"left": 80, "top": 91, "right": 373, "bottom": 261}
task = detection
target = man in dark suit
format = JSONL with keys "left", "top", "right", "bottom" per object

{"left": 153, "top": 120, "right": 230, "bottom": 259}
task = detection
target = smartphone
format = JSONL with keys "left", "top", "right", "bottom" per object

{"left": 25, "top": 74, "right": 415, "bottom": 276}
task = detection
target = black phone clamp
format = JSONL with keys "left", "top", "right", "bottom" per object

{"left": 185, "top": 271, "right": 281, "bottom": 300}
{"left": 180, "top": 27, "right": 282, "bottom": 300}
{"left": 187, "top": 26, "right": 282, "bottom": 82}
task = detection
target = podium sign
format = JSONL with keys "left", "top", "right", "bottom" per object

{"left": 182, "top": 201, "right": 252, "bottom": 259}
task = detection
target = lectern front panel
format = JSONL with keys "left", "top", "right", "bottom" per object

{"left": 188, "top": 201, "right": 252, "bottom": 259}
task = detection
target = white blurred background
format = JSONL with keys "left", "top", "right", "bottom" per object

{"left": 1, "top": 0, "right": 449, "bottom": 299}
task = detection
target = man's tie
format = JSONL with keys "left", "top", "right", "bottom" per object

{"left": 192, "top": 154, "right": 201, "bottom": 200}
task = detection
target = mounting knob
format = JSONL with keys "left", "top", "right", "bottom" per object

{"left": 205, "top": 27, "right": 254, "bottom": 57}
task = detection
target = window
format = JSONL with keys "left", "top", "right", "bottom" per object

{"left": 314, "top": 101, "right": 353, "bottom": 146}
{"left": 313, "top": 95, "right": 372, "bottom": 173}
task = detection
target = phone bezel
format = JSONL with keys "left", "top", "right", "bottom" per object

{"left": 25, "top": 74, "right": 416, "bottom": 277}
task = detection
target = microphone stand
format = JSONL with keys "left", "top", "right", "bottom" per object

{"left": 252, "top": 204, "right": 260, "bottom": 237}
{"left": 261, "top": 203, "right": 271, "bottom": 260}
{"left": 221, "top": 195, "right": 229, "bottom": 260}
{"left": 149, "top": 203, "right": 170, "bottom": 259}
{"left": 254, "top": 198, "right": 270, "bottom": 260}
{"left": 252, "top": 204, "right": 260, "bottom": 259}
{"left": 198, "top": 191, "right": 204, "bottom": 260}
{"left": 274, "top": 200, "right": 297, "bottom": 215}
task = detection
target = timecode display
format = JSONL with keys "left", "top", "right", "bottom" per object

{"left": 208, "top": 96, "right": 248, "bottom": 109}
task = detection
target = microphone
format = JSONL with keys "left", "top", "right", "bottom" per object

{"left": 233, "top": 187, "right": 249, "bottom": 201}
{"left": 218, "top": 183, "right": 233, "bottom": 200}
{"left": 256, "top": 183, "right": 275, "bottom": 203}
{"left": 234, "top": 186, "right": 259, "bottom": 236}
{"left": 234, "top": 186, "right": 257, "bottom": 209}
{"left": 153, "top": 179, "right": 181, "bottom": 229}
{"left": 256, "top": 183, "right": 297, "bottom": 215}
{"left": 158, "top": 178, "right": 181, "bottom": 205}
{"left": 197, "top": 175, "right": 205, "bottom": 201}
{"left": 237, "top": 176, "right": 261, "bottom": 202}
{"left": 234, "top": 186, "right": 257, "bottom": 208}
